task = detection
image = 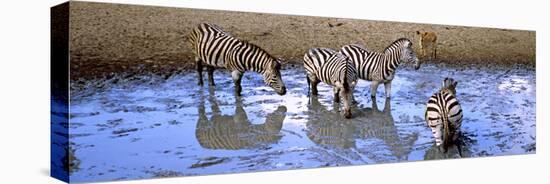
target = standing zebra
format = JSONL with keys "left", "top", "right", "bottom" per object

{"left": 303, "top": 48, "right": 358, "bottom": 119}
{"left": 425, "top": 78, "right": 463, "bottom": 154}
{"left": 340, "top": 38, "right": 421, "bottom": 99}
{"left": 188, "top": 23, "right": 286, "bottom": 96}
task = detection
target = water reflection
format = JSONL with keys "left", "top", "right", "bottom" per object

{"left": 354, "top": 98, "right": 418, "bottom": 161}
{"left": 423, "top": 133, "right": 474, "bottom": 160}
{"left": 306, "top": 96, "right": 355, "bottom": 148}
{"left": 66, "top": 65, "right": 535, "bottom": 182}
{"left": 195, "top": 87, "right": 287, "bottom": 150}
{"left": 306, "top": 96, "right": 418, "bottom": 161}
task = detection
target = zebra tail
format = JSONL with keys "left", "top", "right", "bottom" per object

{"left": 442, "top": 117, "right": 451, "bottom": 152}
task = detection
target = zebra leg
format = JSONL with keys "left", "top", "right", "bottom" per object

{"left": 370, "top": 81, "right": 380, "bottom": 98}
{"left": 384, "top": 81, "right": 392, "bottom": 99}
{"left": 231, "top": 70, "right": 244, "bottom": 96}
{"left": 195, "top": 57, "right": 204, "bottom": 86}
{"left": 306, "top": 74, "right": 311, "bottom": 97}
{"left": 207, "top": 66, "right": 216, "bottom": 86}
{"left": 308, "top": 74, "right": 320, "bottom": 96}
{"left": 333, "top": 87, "right": 340, "bottom": 103}
{"left": 456, "top": 140, "right": 463, "bottom": 157}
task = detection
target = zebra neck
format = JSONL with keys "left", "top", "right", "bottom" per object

{"left": 383, "top": 53, "right": 399, "bottom": 74}
{"left": 246, "top": 58, "right": 271, "bottom": 74}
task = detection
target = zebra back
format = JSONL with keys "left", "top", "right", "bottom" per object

{"left": 190, "top": 23, "right": 278, "bottom": 74}
{"left": 425, "top": 79, "right": 462, "bottom": 147}
{"left": 304, "top": 48, "right": 357, "bottom": 89}
{"left": 341, "top": 38, "right": 414, "bottom": 81}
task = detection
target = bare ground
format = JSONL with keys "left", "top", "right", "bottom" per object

{"left": 65, "top": 1, "right": 535, "bottom": 79}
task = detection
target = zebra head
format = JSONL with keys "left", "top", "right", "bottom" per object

{"left": 339, "top": 59, "right": 357, "bottom": 119}
{"left": 263, "top": 59, "right": 286, "bottom": 95}
{"left": 399, "top": 39, "right": 421, "bottom": 70}
{"left": 442, "top": 77, "right": 458, "bottom": 94}
{"left": 340, "top": 82, "right": 355, "bottom": 119}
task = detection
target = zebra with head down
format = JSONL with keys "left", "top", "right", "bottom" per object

{"left": 189, "top": 23, "right": 286, "bottom": 96}
{"left": 425, "top": 77, "right": 463, "bottom": 155}
{"left": 303, "top": 48, "right": 358, "bottom": 119}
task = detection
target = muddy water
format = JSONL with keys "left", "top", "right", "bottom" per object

{"left": 64, "top": 64, "right": 535, "bottom": 182}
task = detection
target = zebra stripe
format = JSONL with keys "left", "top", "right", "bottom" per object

{"left": 340, "top": 38, "right": 420, "bottom": 98}
{"left": 303, "top": 48, "right": 357, "bottom": 119}
{"left": 189, "top": 23, "right": 286, "bottom": 95}
{"left": 425, "top": 78, "right": 462, "bottom": 151}
{"left": 304, "top": 48, "right": 357, "bottom": 90}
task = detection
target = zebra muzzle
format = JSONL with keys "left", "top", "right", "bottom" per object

{"left": 277, "top": 86, "right": 287, "bottom": 95}
{"left": 343, "top": 109, "right": 352, "bottom": 119}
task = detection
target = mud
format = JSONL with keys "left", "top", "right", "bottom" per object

{"left": 66, "top": 1, "right": 535, "bottom": 79}
{"left": 61, "top": 63, "right": 535, "bottom": 182}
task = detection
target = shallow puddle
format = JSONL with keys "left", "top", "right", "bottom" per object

{"left": 54, "top": 64, "right": 535, "bottom": 182}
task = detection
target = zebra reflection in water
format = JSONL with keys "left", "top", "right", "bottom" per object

{"left": 306, "top": 96, "right": 418, "bottom": 161}
{"left": 306, "top": 95, "right": 356, "bottom": 149}
{"left": 355, "top": 97, "right": 418, "bottom": 161}
{"left": 195, "top": 87, "right": 287, "bottom": 150}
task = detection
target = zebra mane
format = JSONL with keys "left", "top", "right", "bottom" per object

{"left": 239, "top": 39, "right": 278, "bottom": 66}
{"left": 205, "top": 23, "right": 231, "bottom": 36}
{"left": 349, "top": 44, "right": 370, "bottom": 53}
{"left": 383, "top": 38, "right": 411, "bottom": 52}
{"left": 340, "top": 53, "right": 351, "bottom": 91}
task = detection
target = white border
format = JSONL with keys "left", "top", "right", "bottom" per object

{"left": 0, "top": 0, "right": 547, "bottom": 183}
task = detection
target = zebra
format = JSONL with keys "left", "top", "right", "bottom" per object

{"left": 340, "top": 38, "right": 421, "bottom": 99}
{"left": 303, "top": 48, "right": 358, "bottom": 119}
{"left": 425, "top": 77, "right": 463, "bottom": 154}
{"left": 188, "top": 23, "right": 286, "bottom": 96}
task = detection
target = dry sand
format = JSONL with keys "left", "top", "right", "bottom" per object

{"left": 64, "top": 1, "right": 535, "bottom": 79}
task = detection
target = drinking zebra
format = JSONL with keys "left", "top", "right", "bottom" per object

{"left": 340, "top": 38, "right": 421, "bottom": 99}
{"left": 303, "top": 48, "right": 358, "bottom": 119}
{"left": 425, "top": 78, "right": 463, "bottom": 153}
{"left": 188, "top": 23, "right": 286, "bottom": 96}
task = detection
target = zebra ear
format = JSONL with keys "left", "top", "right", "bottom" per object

{"left": 272, "top": 60, "right": 282, "bottom": 70}
{"left": 416, "top": 31, "right": 421, "bottom": 35}
{"left": 453, "top": 81, "right": 458, "bottom": 88}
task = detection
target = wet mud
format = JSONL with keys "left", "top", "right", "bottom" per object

{"left": 61, "top": 64, "right": 535, "bottom": 182}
